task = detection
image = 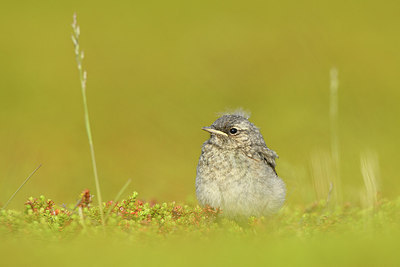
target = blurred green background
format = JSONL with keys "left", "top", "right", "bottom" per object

{"left": 1, "top": 0, "right": 399, "bottom": 209}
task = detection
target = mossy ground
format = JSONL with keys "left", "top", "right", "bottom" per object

{"left": 1, "top": 190, "right": 399, "bottom": 266}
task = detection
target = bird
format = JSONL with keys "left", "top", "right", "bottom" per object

{"left": 195, "top": 112, "right": 286, "bottom": 219}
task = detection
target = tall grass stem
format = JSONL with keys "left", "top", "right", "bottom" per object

{"left": 72, "top": 13, "right": 104, "bottom": 226}
{"left": 329, "top": 67, "right": 342, "bottom": 204}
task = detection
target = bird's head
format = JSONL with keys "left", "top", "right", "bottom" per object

{"left": 202, "top": 113, "right": 265, "bottom": 150}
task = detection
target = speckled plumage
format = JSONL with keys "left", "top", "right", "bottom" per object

{"left": 196, "top": 113, "right": 286, "bottom": 218}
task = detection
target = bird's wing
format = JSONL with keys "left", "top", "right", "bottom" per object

{"left": 259, "top": 147, "right": 278, "bottom": 174}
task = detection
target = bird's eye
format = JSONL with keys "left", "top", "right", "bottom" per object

{"left": 229, "top": 128, "right": 238, "bottom": 134}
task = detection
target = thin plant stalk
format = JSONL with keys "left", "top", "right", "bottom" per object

{"left": 72, "top": 13, "right": 104, "bottom": 226}
{"left": 104, "top": 179, "right": 132, "bottom": 221}
{"left": 78, "top": 207, "right": 88, "bottom": 232}
{"left": 329, "top": 67, "right": 342, "bottom": 204}
{"left": 330, "top": 68, "right": 339, "bottom": 176}
{"left": 2, "top": 164, "right": 42, "bottom": 209}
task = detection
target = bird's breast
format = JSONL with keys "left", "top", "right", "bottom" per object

{"left": 198, "top": 144, "right": 267, "bottom": 183}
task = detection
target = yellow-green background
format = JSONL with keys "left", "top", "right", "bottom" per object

{"left": 1, "top": 0, "right": 399, "bottom": 209}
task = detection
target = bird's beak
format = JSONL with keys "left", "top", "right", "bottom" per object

{"left": 202, "top": 127, "right": 228, "bottom": 137}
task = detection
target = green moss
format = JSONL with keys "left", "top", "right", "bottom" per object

{"left": 1, "top": 190, "right": 399, "bottom": 240}
{"left": 1, "top": 191, "right": 400, "bottom": 266}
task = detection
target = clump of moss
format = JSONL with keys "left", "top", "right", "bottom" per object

{"left": 1, "top": 190, "right": 400, "bottom": 240}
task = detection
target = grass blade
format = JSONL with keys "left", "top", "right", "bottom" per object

{"left": 104, "top": 179, "right": 132, "bottom": 222}
{"left": 2, "top": 164, "right": 42, "bottom": 209}
{"left": 360, "top": 151, "right": 380, "bottom": 209}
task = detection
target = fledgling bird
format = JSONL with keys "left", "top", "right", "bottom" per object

{"left": 196, "top": 112, "right": 286, "bottom": 218}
